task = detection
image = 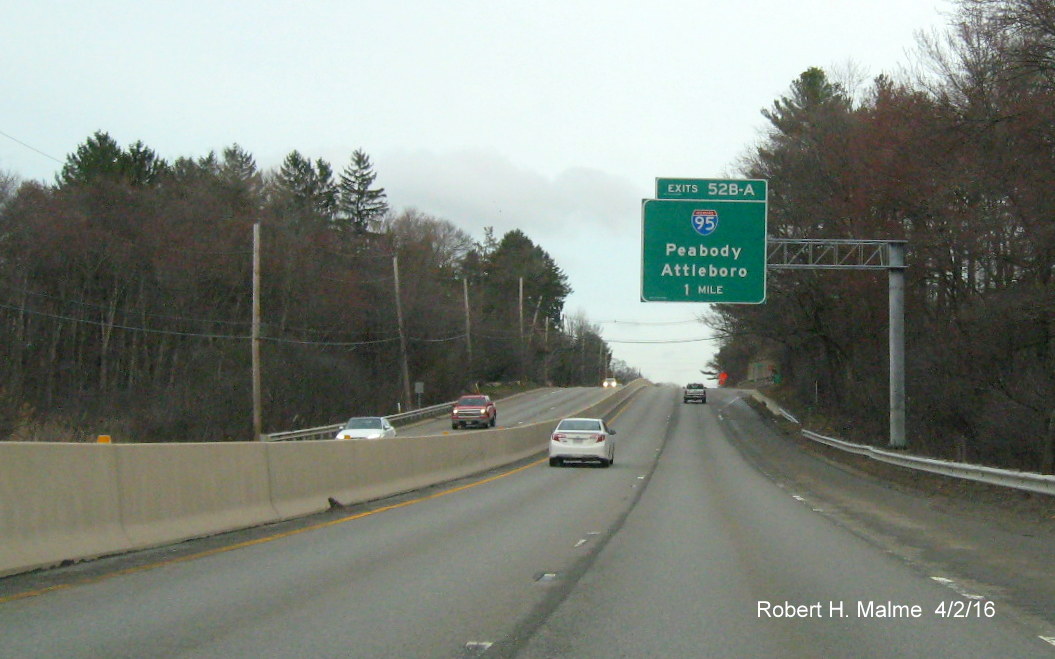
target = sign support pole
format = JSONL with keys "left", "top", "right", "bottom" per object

{"left": 766, "top": 238, "right": 908, "bottom": 448}
{"left": 888, "top": 242, "right": 906, "bottom": 449}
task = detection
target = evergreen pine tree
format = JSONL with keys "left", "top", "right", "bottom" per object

{"left": 275, "top": 150, "right": 338, "bottom": 226}
{"left": 57, "top": 132, "right": 169, "bottom": 188}
{"left": 219, "top": 144, "right": 263, "bottom": 215}
{"left": 57, "top": 131, "right": 126, "bottom": 187}
{"left": 123, "top": 140, "right": 168, "bottom": 185}
{"left": 337, "top": 149, "right": 388, "bottom": 232}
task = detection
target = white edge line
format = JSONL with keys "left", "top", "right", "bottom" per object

{"left": 930, "top": 576, "right": 985, "bottom": 600}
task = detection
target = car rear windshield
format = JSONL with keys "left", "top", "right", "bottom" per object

{"left": 458, "top": 397, "right": 488, "bottom": 405}
{"left": 557, "top": 419, "right": 603, "bottom": 432}
{"left": 344, "top": 417, "right": 383, "bottom": 429}
{"left": 686, "top": 383, "right": 704, "bottom": 389}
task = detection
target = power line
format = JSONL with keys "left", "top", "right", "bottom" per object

{"left": 410, "top": 333, "right": 468, "bottom": 344}
{"left": 595, "top": 318, "right": 702, "bottom": 326}
{"left": 0, "top": 129, "right": 64, "bottom": 164}
{"left": 604, "top": 336, "right": 717, "bottom": 344}
{"left": 1, "top": 285, "right": 253, "bottom": 327}
{"left": 317, "top": 272, "right": 394, "bottom": 285}
{"left": 0, "top": 285, "right": 406, "bottom": 338}
{"left": 0, "top": 301, "right": 467, "bottom": 348}
{"left": 0, "top": 301, "right": 249, "bottom": 340}
{"left": 1, "top": 295, "right": 711, "bottom": 355}
{"left": 261, "top": 335, "right": 398, "bottom": 347}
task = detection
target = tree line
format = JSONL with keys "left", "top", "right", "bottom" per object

{"left": 710, "top": 0, "right": 1055, "bottom": 472}
{"left": 0, "top": 134, "right": 638, "bottom": 442}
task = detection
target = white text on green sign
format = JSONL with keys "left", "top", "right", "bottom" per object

{"left": 640, "top": 197, "right": 767, "bottom": 303}
{"left": 655, "top": 178, "right": 768, "bottom": 202}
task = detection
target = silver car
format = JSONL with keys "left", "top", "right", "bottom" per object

{"left": 548, "top": 417, "right": 616, "bottom": 467}
{"left": 335, "top": 416, "right": 396, "bottom": 440}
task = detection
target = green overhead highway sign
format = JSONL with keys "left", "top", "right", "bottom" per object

{"left": 655, "top": 177, "right": 767, "bottom": 201}
{"left": 642, "top": 178, "right": 767, "bottom": 303}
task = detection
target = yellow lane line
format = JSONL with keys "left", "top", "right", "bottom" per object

{"left": 0, "top": 456, "right": 548, "bottom": 604}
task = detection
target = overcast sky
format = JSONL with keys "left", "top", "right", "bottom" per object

{"left": 2, "top": 0, "right": 954, "bottom": 384}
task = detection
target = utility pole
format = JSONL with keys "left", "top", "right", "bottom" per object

{"left": 529, "top": 296, "right": 543, "bottom": 344}
{"left": 393, "top": 256, "right": 412, "bottom": 410}
{"left": 463, "top": 277, "right": 472, "bottom": 367}
{"left": 580, "top": 332, "right": 586, "bottom": 384}
{"left": 518, "top": 276, "right": 525, "bottom": 380}
{"left": 251, "top": 222, "right": 262, "bottom": 441}
{"left": 543, "top": 317, "right": 550, "bottom": 384}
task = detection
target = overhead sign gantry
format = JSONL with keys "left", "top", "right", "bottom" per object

{"left": 641, "top": 177, "right": 907, "bottom": 448}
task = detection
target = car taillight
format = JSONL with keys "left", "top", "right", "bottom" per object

{"left": 594, "top": 434, "right": 605, "bottom": 443}
{"left": 552, "top": 433, "right": 565, "bottom": 442}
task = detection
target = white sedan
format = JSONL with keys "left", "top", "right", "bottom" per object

{"left": 548, "top": 417, "right": 616, "bottom": 467}
{"left": 335, "top": 416, "right": 396, "bottom": 440}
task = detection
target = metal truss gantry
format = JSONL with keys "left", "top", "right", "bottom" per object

{"left": 767, "top": 238, "right": 897, "bottom": 270}
{"left": 765, "top": 239, "right": 907, "bottom": 449}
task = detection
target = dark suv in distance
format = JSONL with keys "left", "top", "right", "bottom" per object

{"left": 683, "top": 383, "right": 707, "bottom": 404}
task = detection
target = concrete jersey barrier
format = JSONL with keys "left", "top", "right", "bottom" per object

{"left": 0, "top": 444, "right": 129, "bottom": 579}
{"left": 0, "top": 380, "right": 648, "bottom": 578}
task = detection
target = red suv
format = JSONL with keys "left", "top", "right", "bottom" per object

{"left": 451, "top": 395, "right": 497, "bottom": 429}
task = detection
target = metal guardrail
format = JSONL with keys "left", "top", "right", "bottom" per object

{"left": 263, "top": 382, "right": 648, "bottom": 443}
{"left": 800, "top": 428, "right": 1055, "bottom": 497}
{"left": 262, "top": 401, "right": 456, "bottom": 442}
{"left": 748, "top": 392, "right": 1055, "bottom": 497}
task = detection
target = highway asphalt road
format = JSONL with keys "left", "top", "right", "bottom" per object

{"left": 1, "top": 385, "right": 1052, "bottom": 657}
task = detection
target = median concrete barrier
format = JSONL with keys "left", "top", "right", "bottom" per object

{"left": 0, "top": 381, "right": 651, "bottom": 577}
{"left": 116, "top": 442, "right": 278, "bottom": 550}
{"left": 267, "top": 422, "right": 555, "bottom": 518}
{"left": 266, "top": 436, "right": 470, "bottom": 519}
{"left": 0, "top": 443, "right": 130, "bottom": 577}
